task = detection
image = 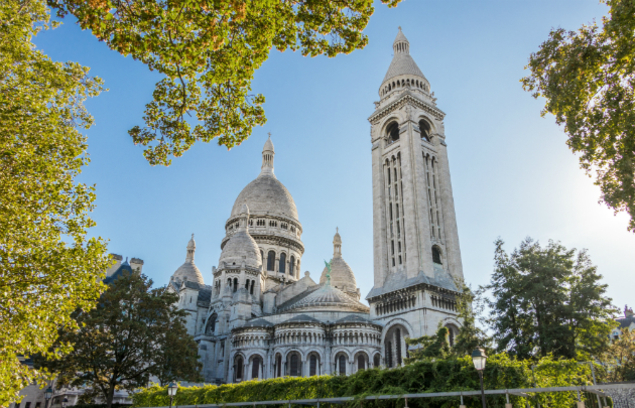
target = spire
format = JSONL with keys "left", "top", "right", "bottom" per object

{"left": 393, "top": 26, "right": 409, "bottom": 55}
{"left": 381, "top": 27, "right": 426, "bottom": 87}
{"left": 186, "top": 234, "right": 196, "bottom": 261}
{"left": 238, "top": 203, "right": 250, "bottom": 231}
{"left": 333, "top": 227, "right": 342, "bottom": 258}
{"left": 260, "top": 133, "right": 275, "bottom": 177}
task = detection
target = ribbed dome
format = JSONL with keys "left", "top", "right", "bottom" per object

{"left": 320, "top": 257, "right": 357, "bottom": 295}
{"left": 173, "top": 261, "right": 204, "bottom": 285}
{"left": 219, "top": 230, "right": 262, "bottom": 268}
{"left": 281, "top": 284, "right": 368, "bottom": 313}
{"left": 320, "top": 229, "right": 358, "bottom": 297}
{"left": 220, "top": 205, "right": 262, "bottom": 268}
{"left": 230, "top": 175, "right": 298, "bottom": 221}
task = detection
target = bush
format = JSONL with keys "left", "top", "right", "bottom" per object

{"left": 132, "top": 354, "right": 597, "bottom": 408}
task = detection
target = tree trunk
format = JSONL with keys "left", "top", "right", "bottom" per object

{"left": 106, "top": 384, "right": 115, "bottom": 408}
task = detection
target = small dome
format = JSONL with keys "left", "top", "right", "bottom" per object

{"left": 320, "top": 257, "right": 357, "bottom": 296}
{"left": 219, "top": 230, "right": 262, "bottom": 269}
{"left": 320, "top": 229, "right": 358, "bottom": 297}
{"left": 172, "top": 236, "right": 204, "bottom": 285}
{"left": 230, "top": 175, "right": 299, "bottom": 221}
{"left": 172, "top": 261, "right": 204, "bottom": 285}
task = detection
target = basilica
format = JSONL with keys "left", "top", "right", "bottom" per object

{"left": 166, "top": 28, "right": 464, "bottom": 384}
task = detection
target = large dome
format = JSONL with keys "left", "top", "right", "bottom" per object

{"left": 230, "top": 175, "right": 298, "bottom": 221}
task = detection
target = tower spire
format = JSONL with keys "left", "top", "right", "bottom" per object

{"left": 186, "top": 234, "right": 196, "bottom": 261}
{"left": 333, "top": 227, "right": 342, "bottom": 258}
{"left": 260, "top": 133, "right": 275, "bottom": 177}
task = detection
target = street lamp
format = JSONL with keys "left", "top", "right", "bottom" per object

{"left": 62, "top": 398, "right": 68, "bottom": 408}
{"left": 44, "top": 387, "right": 53, "bottom": 408}
{"left": 471, "top": 348, "right": 487, "bottom": 408}
{"left": 167, "top": 382, "right": 178, "bottom": 408}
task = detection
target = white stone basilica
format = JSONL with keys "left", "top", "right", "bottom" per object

{"left": 167, "top": 28, "right": 464, "bottom": 384}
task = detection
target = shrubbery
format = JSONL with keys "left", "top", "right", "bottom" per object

{"left": 132, "top": 354, "right": 594, "bottom": 408}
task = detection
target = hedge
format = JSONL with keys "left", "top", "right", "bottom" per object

{"left": 132, "top": 354, "right": 596, "bottom": 408}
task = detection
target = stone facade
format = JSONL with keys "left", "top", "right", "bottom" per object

{"left": 168, "top": 28, "right": 465, "bottom": 384}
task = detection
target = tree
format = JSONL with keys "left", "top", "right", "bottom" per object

{"left": 483, "top": 237, "right": 618, "bottom": 360}
{"left": 405, "top": 283, "right": 490, "bottom": 363}
{"left": 47, "top": 0, "right": 402, "bottom": 166}
{"left": 522, "top": 0, "right": 635, "bottom": 232}
{"left": 0, "top": 0, "right": 110, "bottom": 405}
{"left": 598, "top": 328, "right": 635, "bottom": 382}
{"left": 39, "top": 271, "right": 202, "bottom": 408}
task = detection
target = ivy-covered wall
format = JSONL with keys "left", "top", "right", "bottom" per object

{"left": 133, "top": 355, "right": 596, "bottom": 408}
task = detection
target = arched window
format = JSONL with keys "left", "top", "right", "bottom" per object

{"left": 357, "top": 354, "right": 366, "bottom": 371}
{"left": 387, "top": 122, "right": 399, "bottom": 143}
{"left": 338, "top": 354, "right": 347, "bottom": 375}
{"left": 235, "top": 356, "right": 244, "bottom": 381}
{"left": 250, "top": 280, "right": 255, "bottom": 295}
{"left": 276, "top": 354, "right": 282, "bottom": 377}
{"left": 419, "top": 119, "right": 431, "bottom": 142}
{"left": 309, "top": 354, "right": 318, "bottom": 376}
{"left": 279, "top": 253, "right": 286, "bottom": 274}
{"left": 252, "top": 356, "right": 261, "bottom": 379}
{"left": 289, "top": 353, "right": 300, "bottom": 376}
{"left": 373, "top": 354, "right": 381, "bottom": 368}
{"left": 448, "top": 327, "right": 455, "bottom": 346}
{"left": 432, "top": 247, "right": 442, "bottom": 264}
{"left": 233, "top": 277, "right": 238, "bottom": 292}
{"left": 206, "top": 313, "right": 217, "bottom": 335}
{"left": 267, "top": 251, "right": 275, "bottom": 271}
{"left": 290, "top": 255, "right": 296, "bottom": 275}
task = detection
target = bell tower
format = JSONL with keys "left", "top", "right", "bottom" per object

{"left": 367, "top": 28, "right": 464, "bottom": 355}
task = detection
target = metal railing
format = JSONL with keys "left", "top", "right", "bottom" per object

{"left": 138, "top": 383, "right": 635, "bottom": 408}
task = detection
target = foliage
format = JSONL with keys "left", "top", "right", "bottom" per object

{"left": 0, "top": 0, "right": 110, "bottom": 404}
{"left": 483, "top": 238, "right": 618, "bottom": 360}
{"left": 522, "top": 0, "right": 635, "bottom": 232}
{"left": 73, "top": 404, "right": 132, "bottom": 408}
{"left": 132, "top": 354, "right": 594, "bottom": 408}
{"left": 597, "top": 328, "right": 635, "bottom": 382}
{"left": 38, "top": 272, "right": 202, "bottom": 408}
{"left": 46, "top": 0, "right": 402, "bottom": 166}
{"left": 405, "top": 283, "right": 490, "bottom": 363}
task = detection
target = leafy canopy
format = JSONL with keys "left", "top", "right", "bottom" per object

{"left": 522, "top": 0, "right": 635, "bottom": 232}
{"left": 483, "top": 237, "right": 617, "bottom": 360}
{"left": 0, "top": 0, "right": 109, "bottom": 404}
{"left": 48, "top": 0, "right": 402, "bottom": 166}
{"left": 39, "top": 271, "right": 202, "bottom": 408}
{"left": 597, "top": 327, "right": 635, "bottom": 382}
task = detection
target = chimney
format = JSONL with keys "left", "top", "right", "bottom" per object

{"left": 130, "top": 258, "right": 144, "bottom": 273}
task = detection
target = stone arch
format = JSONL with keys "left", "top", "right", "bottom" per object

{"left": 432, "top": 245, "right": 443, "bottom": 265}
{"left": 205, "top": 312, "right": 218, "bottom": 335}
{"left": 354, "top": 350, "right": 370, "bottom": 372}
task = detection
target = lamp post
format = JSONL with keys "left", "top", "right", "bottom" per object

{"left": 167, "top": 382, "right": 178, "bottom": 408}
{"left": 62, "top": 398, "right": 68, "bottom": 408}
{"left": 471, "top": 348, "right": 487, "bottom": 408}
{"left": 44, "top": 387, "right": 53, "bottom": 408}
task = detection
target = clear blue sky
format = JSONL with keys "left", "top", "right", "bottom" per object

{"left": 35, "top": 0, "right": 634, "bottom": 312}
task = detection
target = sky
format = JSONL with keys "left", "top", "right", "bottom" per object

{"left": 34, "top": 0, "right": 634, "bottom": 314}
